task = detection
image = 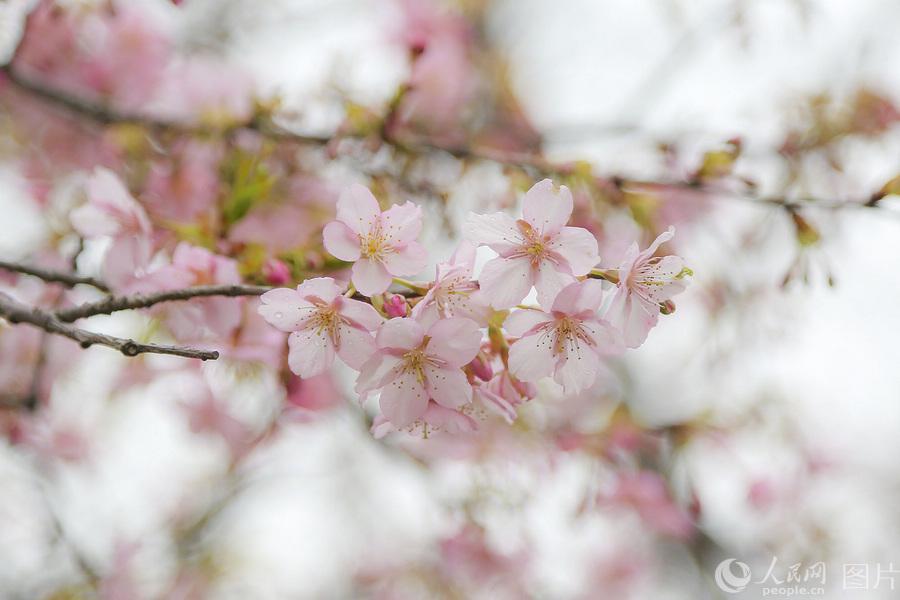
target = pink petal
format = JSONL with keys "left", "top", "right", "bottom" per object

{"left": 352, "top": 258, "right": 393, "bottom": 295}
{"left": 382, "top": 242, "right": 428, "bottom": 277}
{"left": 376, "top": 317, "right": 425, "bottom": 351}
{"left": 337, "top": 297, "right": 383, "bottom": 331}
{"left": 421, "top": 402, "right": 478, "bottom": 434}
{"left": 463, "top": 212, "right": 523, "bottom": 255}
{"left": 554, "top": 345, "right": 600, "bottom": 393}
{"left": 504, "top": 308, "right": 553, "bottom": 337}
{"left": 641, "top": 226, "right": 676, "bottom": 260}
{"left": 522, "top": 179, "right": 573, "bottom": 236}
{"left": 70, "top": 203, "right": 121, "bottom": 238}
{"left": 605, "top": 289, "right": 657, "bottom": 349}
{"left": 550, "top": 226, "right": 600, "bottom": 275}
{"left": 551, "top": 279, "right": 605, "bottom": 316}
{"left": 335, "top": 324, "right": 377, "bottom": 370}
{"left": 424, "top": 365, "right": 472, "bottom": 409}
{"left": 477, "top": 255, "right": 534, "bottom": 309}
{"left": 287, "top": 328, "right": 335, "bottom": 378}
{"left": 448, "top": 240, "right": 477, "bottom": 271}
{"left": 425, "top": 317, "right": 482, "bottom": 367}
{"left": 296, "top": 277, "right": 342, "bottom": 304}
{"left": 533, "top": 259, "right": 576, "bottom": 309}
{"left": 258, "top": 288, "right": 315, "bottom": 331}
{"left": 379, "top": 369, "right": 429, "bottom": 428}
{"left": 336, "top": 183, "right": 381, "bottom": 235}
{"left": 381, "top": 201, "right": 423, "bottom": 245}
{"left": 356, "top": 353, "right": 403, "bottom": 396}
{"left": 103, "top": 236, "right": 151, "bottom": 290}
{"left": 323, "top": 221, "right": 361, "bottom": 262}
{"left": 508, "top": 331, "right": 556, "bottom": 383}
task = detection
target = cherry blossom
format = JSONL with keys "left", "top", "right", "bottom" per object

{"left": 356, "top": 317, "right": 481, "bottom": 428}
{"left": 411, "top": 241, "right": 490, "bottom": 327}
{"left": 507, "top": 279, "right": 621, "bottom": 393}
{"left": 465, "top": 179, "right": 600, "bottom": 308}
{"left": 70, "top": 167, "right": 153, "bottom": 290}
{"left": 605, "top": 226, "right": 690, "bottom": 348}
{"left": 258, "top": 277, "right": 383, "bottom": 378}
{"left": 323, "top": 184, "right": 428, "bottom": 295}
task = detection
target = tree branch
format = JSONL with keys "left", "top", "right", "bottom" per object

{"left": 55, "top": 284, "right": 272, "bottom": 322}
{"left": 0, "top": 292, "right": 218, "bottom": 360}
{"left": 0, "top": 259, "right": 109, "bottom": 291}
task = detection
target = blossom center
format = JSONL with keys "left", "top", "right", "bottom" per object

{"left": 360, "top": 223, "right": 388, "bottom": 260}
{"left": 552, "top": 317, "right": 594, "bottom": 356}
{"left": 516, "top": 219, "right": 550, "bottom": 265}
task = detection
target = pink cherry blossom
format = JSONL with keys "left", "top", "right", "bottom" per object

{"left": 411, "top": 241, "right": 491, "bottom": 327}
{"left": 356, "top": 317, "right": 481, "bottom": 428}
{"left": 465, "top": 179, "right": 600, "bottom": 308}
{"left": 323, "top": 184, "right": 428, "bottom": 295}
{"left": 604, "top": 226, "right": 690, "bottom": 348}
{"left": 507, "top": 279, "right": 621, "bottom": 394}
{"left": 153, "top": 243, "right": 244, "bottom": 341}
{"left": 70, "top": 168, "right": 154, "bottom": 290}
{"left": 258, "top": 277, "right": 383, "bottom": 378}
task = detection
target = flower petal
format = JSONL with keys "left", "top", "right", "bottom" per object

{"left": 381, "top": 202, "right": 423, "bottom": 245}
{"left": 352, "top": 258, "right": 393, "bottom": 296}
{"left": 504, "top": 308, "right": 553, "bottom": 337}
{"left": 337, "top": 297, "right": 383, "bottom": 331}
{"left": 376, "top": 317, "right": 425, "bottom": 351}
{"left": 335, "top": 324, "right": 377, "bottom": 370}
{"left": 424, "top": 365, "right": 472, "bottom": 409}
{"left": 382, "top": 242, "right": 428, "bottom": 277}
{"left": 550, "top": 226, "right": 599, "bottom": 275}
{"left": 425, "top": 317, "right": 482, "bottom": 367}
{"left": 522, "top": 179, "right": 572, "bottom": 236}
{"left": 551, "top": 279, "right": 605, "bottom": 316}
{"left": 533, "top": 259, "right": 576, "bottom": 309}
{"left": 554, "top": 345, "right": 600, "bottom": 393}
{"left": 379, "top": 369, "right": 429, "bottom": 428}
{"left": 296, "top": 277, "right": 343, "bottom": 304}
{"left": 508, "top": 330, "right": 556, "bottom": 383}
{"left": 477, "top": 255, "right": 534, "bottom": 309}
{"left": 336, "top": 184, "right": 381, "bottom": 234}
{"left": 356, "top": 353, "right": 403, "bottom": 396}
{"left": 463, "top": 211, "right": 523, "bottom": 255}
{"left": 323, "top": 221, "right": 361, "bottom": 262}
{"left": 605, "top": 288, "right": 657, "bottom": 349}
{"left": 288, "top": 328, "right": 335, "bottom": 378}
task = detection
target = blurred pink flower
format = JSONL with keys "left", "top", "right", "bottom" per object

{"left": 466, "top": 179, "right": 599, "bottom": 308}
{"left": 599, "top": 471, "right": 694, "bottom": 540}
{"left": 605, "top": 227, "right": 689, "bottom": 348}
{"left": 356, "top": 317, "right": 481, "bottom": 429}
{"left": 262, "top": 258, "right": 292, "bottom": 285}
{"left": 323, "top": 184, "right": 427, "bottom": 295}
{"left": 507, "top": 279, "right": 620, "bottom": 394}
{"left": 143, "top": 140, "right": 222, "bottom": 222}
{"left": 258, "top": 277, "right": 383, "bottom": 378}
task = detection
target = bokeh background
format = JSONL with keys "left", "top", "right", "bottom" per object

{"left": 1, "top": 0, "right": 900, "bottom": 598}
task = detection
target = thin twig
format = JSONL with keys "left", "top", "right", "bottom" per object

{"left": 0, "top": 292, "right": 218, "bottom": 360}
{"left": 0, "top": 259, "right": 109, "bottom": 291}
{"left": 55, "top": 284, "right": 272, "bottom": 322}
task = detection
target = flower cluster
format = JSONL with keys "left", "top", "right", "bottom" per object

{"left": 258, "top": 180, "right": 692, "bottom": 437}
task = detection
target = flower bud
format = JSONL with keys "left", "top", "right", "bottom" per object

{"left": 263, "top": 258, "right": 291, "bottom": 285}
{"left": 468, "top": 352, "right": 493, "bottom": 382}
{"left": 384, "top": 294, "right": 408, "bottom": 318}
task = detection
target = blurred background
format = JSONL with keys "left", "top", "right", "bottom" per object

{"left": 1, "top": 0, "right": 900, "bottom": 598}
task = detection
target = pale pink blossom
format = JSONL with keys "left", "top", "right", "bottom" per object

{"left": 323, "top": 184, "right": 428, "bottom": 295}
{"left": 465, "top": 179, "right": 600, "bottom": 308}
{"left": 411, "top": 241, "right": 491, "bottom": 327}
{"left": 152, "top": 243, "right": 244, "bottom": 341}
{"left": 70, "top": 168, "right": 153, "bottom": 290}
{"left": 258, "top": 277, "right": 383, "bottom": 378}
{"left": 599, "top": 471, "right": 694, "bottom": 540}
{"left": 472, "top": 369, "right": 536, "bottom": 424}
{"left": 356, "top": 317, "right": 481, "bottom": 428}
{"left": 605, "top": 227, "right": 689, "bottom": 348}
{"left": 507, "top": 279, "right": 620, "bottom": 394}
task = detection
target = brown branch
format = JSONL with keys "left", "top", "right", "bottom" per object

{"left": 0, "top": 259, "right": 109, "bottom": 291}
{"left": 0, "top": 292, "right": 218, "bottom": 360}
{"left": 56, "top": 284, "right": 272, "bottom": 322}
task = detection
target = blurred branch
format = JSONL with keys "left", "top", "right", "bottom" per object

{"left": 55, "top": 284, "right": 272, "bottom": 322}
{"left": 0, "top": 259, "right": 109, "bottom": 291}
{"left": 0, "top": 292, "right": 219, "bottom": 360}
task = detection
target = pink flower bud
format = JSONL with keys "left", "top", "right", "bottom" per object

{"left": 384, "top": 294, "right": 408, "bottom": 318}
{"left": 263, "top": 259, "right": 291, "bottom": 285}
{"left": 468, "top": 352, "right": 493, "bottom": 381}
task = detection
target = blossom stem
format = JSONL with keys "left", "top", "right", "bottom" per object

{"left": 391, "top": 277, "right": 428, "bottom": 295}
{"left": 589, "top": 268, "right": 620, "bottom": 284}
